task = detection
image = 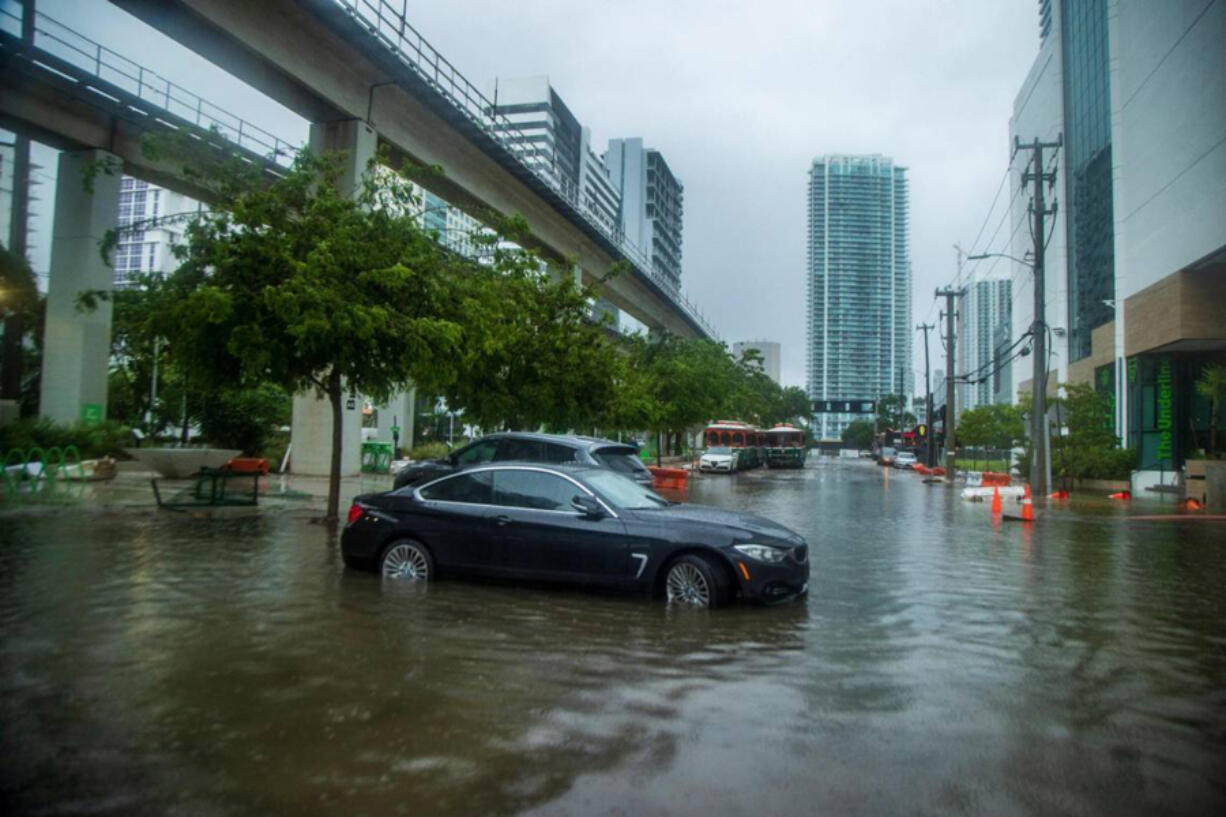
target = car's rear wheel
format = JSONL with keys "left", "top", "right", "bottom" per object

{"left": 379, "top": 539, "right": 434, "bottom": 581}
{"left": 664, "top": 554, "right": 729, "bottom": 608}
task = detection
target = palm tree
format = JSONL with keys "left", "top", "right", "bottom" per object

{"left": 1195, "top": 364, "right": 1226, "bottom": 458}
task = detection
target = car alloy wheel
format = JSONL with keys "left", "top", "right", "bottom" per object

{"left": 666, "top": 561, "right": 712, "bottom": 607}
{"left": 380, "top": 541, "right": 432, "bottom": 581}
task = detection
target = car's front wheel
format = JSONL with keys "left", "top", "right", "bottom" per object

{"left": 664, "top": 554, "right": 729, "bottom": 608}
{"left": 379, "top": 539, "right": 434, "bottom": 581}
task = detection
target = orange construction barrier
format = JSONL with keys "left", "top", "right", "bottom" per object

{"left": 981, "top": 471, "right": 1012, "bottom": 487}
{"left": 648, "top": 466, "right": 689, "bottom": 491}
{"left": 226, "top": 457, "right": 269, "bottom": 475}
{"left": 1109, "top": 490, "right": 1131, "bottom": 500}
{"left": 1182, "top": 497, "right": 1203, "bottom": 511}
{"left": 1050, "top": 490, "right": 1069, "bottom": 500}
{"left": 932, "top": 467, "right": 946, "bottom": 477}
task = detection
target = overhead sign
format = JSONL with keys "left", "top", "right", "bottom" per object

{"left": 812, "top": 399, "right": 876, "bottom": 414}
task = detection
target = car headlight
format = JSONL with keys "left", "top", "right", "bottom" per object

{"left": 733, "top": 544, "right": 788, "bottom": 563}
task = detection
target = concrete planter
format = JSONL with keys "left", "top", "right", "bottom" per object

{"left": 125, "top": 448, "right": 242, "bottom": 479}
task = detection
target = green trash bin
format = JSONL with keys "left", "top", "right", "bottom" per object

{"left": 361, "top": 441, "right": 394, "bottom": 473}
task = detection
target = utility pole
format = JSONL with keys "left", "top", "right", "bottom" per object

{"left": 917, "top": 323, "right": 934, "bottom": 467}
{"left": 1015, "top": 135, "right": 1062, "bottom": 497}
{"left": 936, "top": 287, "right": 964, "bottom": 478}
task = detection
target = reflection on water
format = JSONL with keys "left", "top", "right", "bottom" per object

{"left": 2, "top": 461, "right": 1224, "bottom": 815}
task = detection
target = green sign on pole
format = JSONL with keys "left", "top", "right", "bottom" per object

{"left": 80, "top": 403, "right": 104, "bottom": 426}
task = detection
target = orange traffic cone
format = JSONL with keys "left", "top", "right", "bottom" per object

{"left": 991, "top": 486, "right": 1002, "bottom": 515}
{"left": 1023, "top": 482, "right": 1032, "bottom": 500}
{"left": 1021, "top": 499, "right": 1034, "bottom": 521}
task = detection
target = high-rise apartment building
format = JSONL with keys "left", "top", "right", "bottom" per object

{"left": 605, "top": 138, "right": 684, "bottom": 290}
{"left": 806, "top": 154, "right": 911, "bottom": 439}
{"left": 732, "top": 341, "right": 781, "bottom": 385}
{"left": 957, "top": 276, "right": 1012, "bottom": 412}
{"left": 1008, "top": 0, "right": 1225, "bottom": 484}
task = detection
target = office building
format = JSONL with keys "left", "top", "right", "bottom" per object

{"left": 732, "top": 340, "right": 781, "bottom": 384}
{"left": 957, "top": 276, "right": 1012, "bottom": 412}
{"left": 488, "top": 75, "right": 582, "bottom": 200}
{"left": 488, "top": 76, "right": 624, "bottom": 241}
{"left": 605, "top": 137, "right": 684, "bottom": 290}
{"left": 806, "top": 154, "right": 912, "bottom": 440}
{"left": 113, "top": 176, "right": 200, "bottom": 286}
{"left": 1008, "top": 0, "right": 1225, "bottom": 483}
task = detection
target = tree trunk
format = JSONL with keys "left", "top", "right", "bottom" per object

{"left": 325, "top": 370, "right": 344, "bottom": 523}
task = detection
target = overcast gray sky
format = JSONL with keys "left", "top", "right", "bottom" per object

{"left": 27, "top": 0, "right": 1040, "bottom": 389}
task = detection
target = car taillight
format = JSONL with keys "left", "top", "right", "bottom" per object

{"left": 346, "top": 504, "right": 363, "bottom": 525}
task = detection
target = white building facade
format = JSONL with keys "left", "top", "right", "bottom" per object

{"left": 113, "top": 176, "right": 200, "bottom": 286}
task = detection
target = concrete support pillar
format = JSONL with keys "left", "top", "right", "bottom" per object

{"left": 374, "top": 387, "right": 415, "bottom": 457}
{"left": 39, "top": 150, "right": 121, "bottom": 425}
{"left": 289, "top": 119, "right": 376, "bottom": 476}
{"left": 291, "top": 386, "right": 363, "bottom": 476}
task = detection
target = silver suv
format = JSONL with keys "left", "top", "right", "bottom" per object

{"left": 393, "top": 432, "right": 653, "bottom": 489}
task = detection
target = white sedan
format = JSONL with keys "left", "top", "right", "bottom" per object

{"left": 699, "top": 446, "right": 737, "bottom": 473}
{"left": 894, "top": 451, "right": 918, "bottom": 469}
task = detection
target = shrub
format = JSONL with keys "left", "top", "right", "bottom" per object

{"left": 0, "top": 418, "right": 131, "bottom": 460}
{"left": 197, "top": 384, "right": 290, "bottom": 456}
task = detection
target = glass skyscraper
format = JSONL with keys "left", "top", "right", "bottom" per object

{"left": 806, "top": 155, "right": 912, "bottom": 439}
{"left": 1061, "top": 0, "right": 1115, "bottom": 361}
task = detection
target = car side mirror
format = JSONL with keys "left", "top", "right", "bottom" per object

{"left": 571, "top": 495, "right": 605, "bottom": 518}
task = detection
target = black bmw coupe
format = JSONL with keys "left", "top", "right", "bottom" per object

{"left": 342, "top": 463, "right": 809, "bottom": 607}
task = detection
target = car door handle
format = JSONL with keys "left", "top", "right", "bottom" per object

{"left": 493, "top": 515, "right": 512, "bottom": 527}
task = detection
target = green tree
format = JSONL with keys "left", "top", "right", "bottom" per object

{"left": 876, "top": 393, "right": 915, "bottom": 430}
{"left": 123, "top": 143, "right": 473, "bottom": 521}
{"left": 440, "top": 246, "right": 621, "bottom": 432}
{"left": 1, "top": 244, "right": 41, "bottom": 408}
{"left": 197, "top": 383, "right": 291, "bottom": 456}
{"left": 842, "top": 418, "right": 875, "bottom": 450}
{"left": 776, "top": 386, "right": 813, "bottom": 427}
{"left": 956, "top": 403, "right": 1025, "bottom": 450}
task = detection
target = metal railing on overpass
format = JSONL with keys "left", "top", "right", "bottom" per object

{"left": 0, "top": 2, "right": 297, "bottom": 168}
{"left": 332, "top": 0, "right": 719, "bottom": 340}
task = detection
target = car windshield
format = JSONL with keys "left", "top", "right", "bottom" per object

{"left": 706, "top": 447, "right": 732, "bottom": 455}
{"left": 583, "top": 470, "right": 670, "bottom": 509}
{"left": 592, "top": 447, "right": 648, "bottom": 474}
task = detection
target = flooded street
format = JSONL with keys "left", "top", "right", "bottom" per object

{"left": 3, "top": 459, "right": 1225, "bottom": 816}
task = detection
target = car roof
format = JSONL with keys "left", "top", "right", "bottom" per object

{"left": 450, "top": 461, "right": 606, "bottom": 478}
{"left": 474, "top": 431, "right": 631, "bottom": 450}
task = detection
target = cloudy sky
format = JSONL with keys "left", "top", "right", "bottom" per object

{"left": 25, "top": 0, "right": 1040, "bottom": 388}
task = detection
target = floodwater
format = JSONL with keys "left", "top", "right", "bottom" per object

{"left": 2, "top": 460, "right": 1224, "bottom": 816}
